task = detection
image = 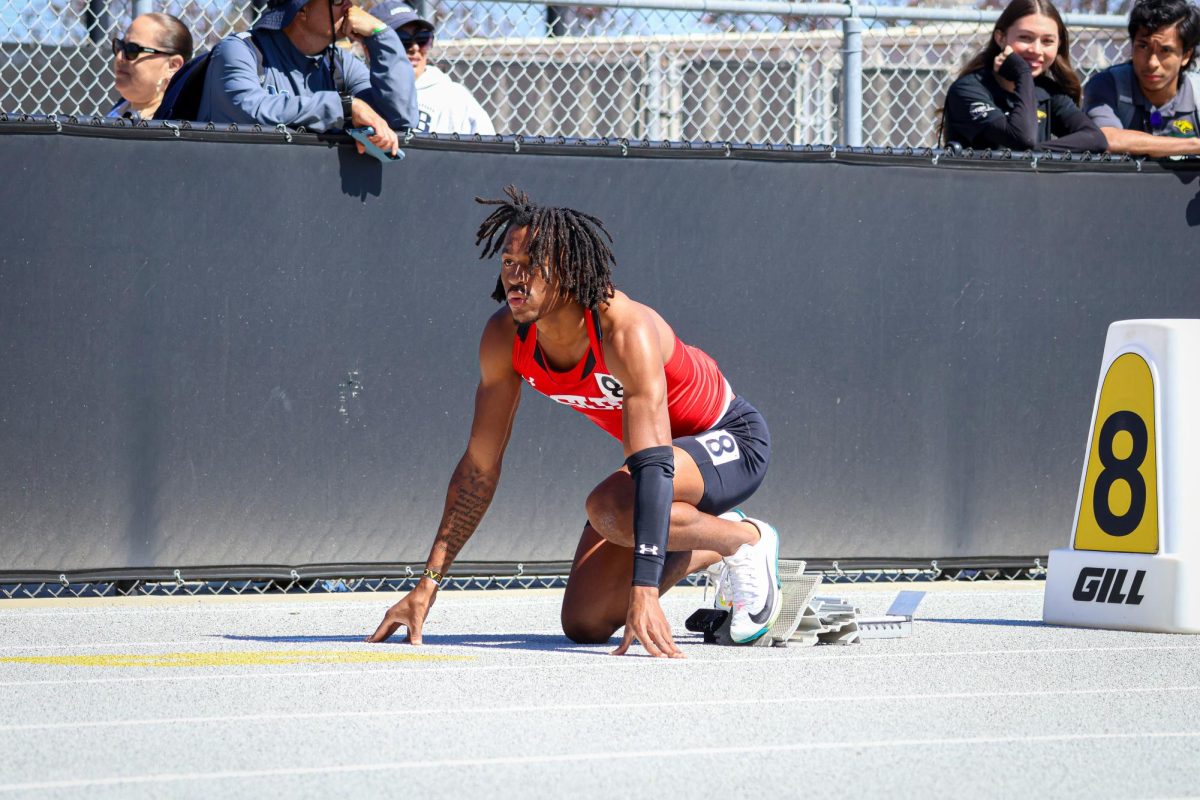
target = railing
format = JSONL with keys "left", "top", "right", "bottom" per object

{"left": 0, "top": 1, "right": 1128, "bottom": 147}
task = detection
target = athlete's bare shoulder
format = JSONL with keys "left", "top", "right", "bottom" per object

{"left": 483, "top": 305, "right": 518, "bottom": 338}
{"left": 597, "top": 291, "right": 675, "bottom": 362}
{"left": 479, "top": 307, "right": 520, "bottom": 373}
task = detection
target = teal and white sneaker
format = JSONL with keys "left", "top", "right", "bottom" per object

{"left": 722, "top": 517, "right": 782, "bottom": 644}
{"left": 706, "top": 508, "right": 747, "bottom": 610}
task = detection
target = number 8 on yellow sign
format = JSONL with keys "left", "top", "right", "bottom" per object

{"left": 1073, "top": 352, "right": 1160, "bottom": 554}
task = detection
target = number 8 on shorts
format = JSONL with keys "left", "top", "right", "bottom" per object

{"left": 695, "top": 430, "right": 740, "bottom": 466}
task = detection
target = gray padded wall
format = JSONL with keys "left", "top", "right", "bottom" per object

{"left": 2, "top": 128, "right": 1198, "bottom": 572}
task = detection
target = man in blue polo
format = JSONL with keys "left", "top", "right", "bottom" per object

{"left": 1084, "top": 0, "right": 1200, "bottom": 157}
{"left": 198, "top": 0, "right": 416, "bottom": 156}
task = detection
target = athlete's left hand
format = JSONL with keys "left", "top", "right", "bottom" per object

{"left": 612, "top": 586, "right": 685, "bottom": 658}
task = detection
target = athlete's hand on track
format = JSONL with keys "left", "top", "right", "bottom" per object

{"left": 349, "top": 98, "right": 400, "bottom": 157}
{"left": 366, "top": 582, "right": 435, "bottom": 643}
{"left": 611, "top": 586, "right": 685, "bottom": 658}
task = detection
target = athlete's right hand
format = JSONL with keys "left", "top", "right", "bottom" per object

{"left": 612, "top": 586, "right": 684, "bottom": 658}
{"left": 366, "top": 581, "right": 436, "bottom": 643}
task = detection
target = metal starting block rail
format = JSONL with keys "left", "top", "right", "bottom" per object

{"left": 686, "top": 560, "right": 927, "bottom": 647}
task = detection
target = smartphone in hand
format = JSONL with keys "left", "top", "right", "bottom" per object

{"left": 347, "top": 127, "right": 405, "bottom": 163}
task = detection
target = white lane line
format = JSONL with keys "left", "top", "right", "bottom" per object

{"left": 0, "top": 634, "right": 562, "bottom": 653}
{"left": 0, "top": 640, "right": 218, "bottom": 653}
{"left": 2, "top": 642, "right": 1199, "bottom": 688}
{"left": 3, "top": 684, "right": 1199, "bottom": 734}
{"left": 2, "top": 730, "right": 1198, "bottom": 792}
{"left": 0, "top": 588, "right": 1046, "bottom": 619}
{"left": 0, "top": 598, "right": 565, "bottom": 618}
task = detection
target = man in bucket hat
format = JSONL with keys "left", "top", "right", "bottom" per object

{"left": 198, "top": 0, "right": 417, "bottom": 155}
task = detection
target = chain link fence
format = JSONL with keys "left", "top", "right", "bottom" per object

{"left": 2, "top": 0, "right": 1128, "bottom": 146}
{"left": 0, "top": 559, "right": 1049, "bottom": 599}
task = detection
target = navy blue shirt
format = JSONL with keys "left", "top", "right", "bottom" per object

{"left": 197, "top": 28, "right": 416, "bottom": 132}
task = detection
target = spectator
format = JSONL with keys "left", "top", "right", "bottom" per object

{"left": 940, "top": 0, "right": 1106, "bottom": 152}
{"left": 197, "top": 0, "right": 417, "bottom": 156}
{"left": 108, "top": 13, "right": 193, "bottom": 121}
{"left": 377, "top": 4, "right": 496, "bottom": 135}
{"left": 1084, "top": 0, "right": 1200, "bottom": 157}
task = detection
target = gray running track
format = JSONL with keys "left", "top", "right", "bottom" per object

{"left": 0, "top": 582, "right": 1198, "bottom": 799}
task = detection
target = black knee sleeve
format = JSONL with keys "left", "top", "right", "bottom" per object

{"left": 625, "top": 445, "right": 675, "bottom": 587}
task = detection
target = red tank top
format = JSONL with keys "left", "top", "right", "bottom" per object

{"left": 512, "top": 308, "right": 732, "bottom": 441}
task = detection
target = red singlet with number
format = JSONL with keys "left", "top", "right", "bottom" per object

{"left": 512, "top": 308, "right": 733, "bottom": 441}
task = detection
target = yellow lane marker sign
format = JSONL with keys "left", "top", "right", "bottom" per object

{"left": 0, "top": 650, "right": 474, "bottom": 668}
{"left": 1044, "top": 319, "right": 1200, "bottom": 634}
{"left": 1073, "top": 352, "right": 1159, "bottom": 555}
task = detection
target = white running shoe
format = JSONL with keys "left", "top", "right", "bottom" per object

{"left": 721, "top": 517, "right": 782, "bottom": 644}
{"left": 707, "top": 508, "right": 747, "bottom": 610}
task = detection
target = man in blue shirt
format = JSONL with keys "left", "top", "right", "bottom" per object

{"left": 198, "top": 0, "right": 416, "bottom": 156}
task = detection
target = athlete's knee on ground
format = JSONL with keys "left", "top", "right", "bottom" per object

{"left": 561, "top": 611, "right": 618, "bottom": 644}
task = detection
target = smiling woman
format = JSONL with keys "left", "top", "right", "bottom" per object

{"left": 109, "top": 13, "right": 193, "bottom": 122}
{"left": 938, "top": 0, "right": 1107, "bottom": 152}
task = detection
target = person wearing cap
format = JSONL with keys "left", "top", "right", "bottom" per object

{"left": 1083, "top": 0, "right": 1200, "bottom": 157}
{"left": 197, "top": 0, "right": 417, "bottom": 155}
{"left": 378, "top": 4, "right": 495, "bottom": 136}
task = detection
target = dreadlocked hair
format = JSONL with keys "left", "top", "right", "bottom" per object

{"left": 474, "top": 185, "right": 616, "bottom": 309}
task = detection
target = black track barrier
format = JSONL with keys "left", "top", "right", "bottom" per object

{"left": 2, "top": 117, "right": 1198, "bottom": 576}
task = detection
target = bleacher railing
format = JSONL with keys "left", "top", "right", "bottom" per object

{"left": 0, "top": 1, "right": 1127, "bottom": 147}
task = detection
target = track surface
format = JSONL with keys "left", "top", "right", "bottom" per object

{"left": 1, "top": 582, "right": 1198, "bottom": 798}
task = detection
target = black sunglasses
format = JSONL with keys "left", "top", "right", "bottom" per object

{"left": 399, "top": 31, "right": 434, "bottom": 49}
{"left": 111, "top": 37, "right": 176, "bottom": 61}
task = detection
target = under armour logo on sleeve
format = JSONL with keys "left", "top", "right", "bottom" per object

{"left": 638, "top": 544, "right": 660, "bottom": 556}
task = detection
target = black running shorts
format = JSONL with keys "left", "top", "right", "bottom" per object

{"left": 673, "top": 396, "right": 770, "bottom": 515}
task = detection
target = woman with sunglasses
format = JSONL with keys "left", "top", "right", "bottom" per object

{"left": 939, "top": 0, "right": 1106, "bottom": 152}
{"left": 377, "top": 5, "right": 495, "bottom": 135}
{"left": 109, "top": 13, "right": 193, "bottom": 121}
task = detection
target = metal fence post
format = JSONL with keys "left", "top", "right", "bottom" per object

{"left": 645, "top": 44, "right": 663, "bottom": 140}
{"left": 841, "top": 9, "right": 863, "bottom": 147}
{"left": 132, "top": 0, "right": 155, "bottom": 17}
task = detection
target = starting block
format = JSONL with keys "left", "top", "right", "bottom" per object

{"left": 685, "top": 559, "right": 926, "bottom": 647}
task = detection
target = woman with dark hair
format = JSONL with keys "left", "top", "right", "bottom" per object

{"left": 941, "top": 0, "right": 1106, "bottom": 152}
{"left": 108, "top": 13, "right": 193, "bottom": 121}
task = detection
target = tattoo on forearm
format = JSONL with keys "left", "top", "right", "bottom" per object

{"left": 430, "top": 462, "right": 497, "bottom": 569}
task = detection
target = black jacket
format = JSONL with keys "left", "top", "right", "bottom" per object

{"left": 943, "top": 53, "right": 1107, "bottom": 152}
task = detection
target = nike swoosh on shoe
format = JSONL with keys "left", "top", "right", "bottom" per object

{"left": 749, "top": 571, "right": 776, "bottom": 625}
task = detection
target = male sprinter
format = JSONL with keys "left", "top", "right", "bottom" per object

{"left": 367, "top": 186, "right": 780, "bottom": 656}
